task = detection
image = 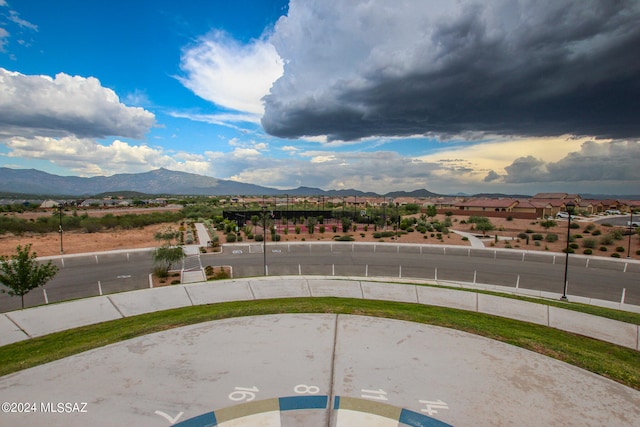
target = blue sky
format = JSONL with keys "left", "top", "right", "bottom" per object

{"left": 1, "top": 0, "right": 639, "bottom": 195}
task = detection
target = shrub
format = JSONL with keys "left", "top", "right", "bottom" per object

{"left": 532, "top": 234, "right": 543, "bottom": 241}
{"left": 517, "top": 232, "right": 528, "bottom": 239}
{"left": 373, "top": 231, "right": 396, "bottom": 238}
{"left": 225, "top": 233, "right": 237, "bottom": 243}
{"left": 153, "top": 266, "right": 169, "bottom": 279}
{"left": 545, "top": 233, "right": 558, "bottom": 242}
{"left": 599, "top": 246, "right": 608, "bottom": 252}
{"left": 611, "top": 253, "right": 621, "bottom": 258}
{"left": 616, "top": 246, "right": 625, "bottom": 252}
{"left": 562, "top": 247, "right": 574, "bottom": 253}
{"left": 570, "top": 222, "right": 580, "bottom": 229}
{"left": 255, "top": 234, "right": 264, "bottom": 242}
{"left": 333, "top": 235, "right": 354, "bottom": 241}
{"left": 583, "top": 249, "right": 593, "bottom": 255}
{"left": 591, "top": 229, "right": 602, "bottom": 236}
{"left": 569, "top": 243, "right": 579, "bottom": 249}
{"left": 582, "top": 238, "right": 597, "bottom": 249}
{"left": 540, "top": 220, "right": 557, "bottom": 229}
{"left": 461, "top": 236, "right": 468, "bottom": 241}
{"left": 599, "top": 234, "right": 614, "bottom": 245}
{"left": 506, "top": 216, "right": 513, "bottom": 221}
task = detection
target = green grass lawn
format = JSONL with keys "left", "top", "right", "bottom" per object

{"left": 1, "top": 297, "right": 638, "bottom": 391}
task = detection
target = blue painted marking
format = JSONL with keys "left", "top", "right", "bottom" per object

{"left": 279, "top": 395, "right": 329, "bottom": 411}
{"left": 334, "top": 396, "right": 340, "bottom": 409}
{"left": 399, "top": 408, "right": 453, "bottom": 427}
{"left": 173, "top": 411, "right": 217, "bottom": 427}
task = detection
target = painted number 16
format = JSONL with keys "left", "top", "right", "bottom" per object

{"left": 229, "top": 386, "right": 259, "bottom": 402}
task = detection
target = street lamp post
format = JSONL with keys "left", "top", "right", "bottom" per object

{"left": 58, "top": 203, "right": 64, "bottom": 254}
{"left": 561, "top": 201, "right": 575, "bottom": 301}
{"left": 396, "top": 202, "right": 400, "bottom": 241}
{"left": 628, "top": 210, "right": 634, "bottom": 258}
{"left": 262, "top": 205, "right": 267, "bottom": 276}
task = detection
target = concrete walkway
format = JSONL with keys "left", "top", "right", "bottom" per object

{"left": 1, "top": 276, "right": 638, "bottom": 349}
{"left": 180, "top": 223, "right": 213, "bottom": 283}
{"left": 450, "top": 229, "right": 486, "bottom": 248}
{"left": 1, "top": 313, "right": 638, "bottom": 426}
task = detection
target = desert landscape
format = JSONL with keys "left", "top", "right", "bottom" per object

{"left": 1, "top": 212, "right": 637, "bottom": 260}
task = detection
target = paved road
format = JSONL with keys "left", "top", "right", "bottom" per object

{"left": 1, "top": 242, "right": 639, "bottom": 312}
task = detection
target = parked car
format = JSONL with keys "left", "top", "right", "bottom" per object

{"left": 605, "top": 209, "right": 621, "bottom": 215}
{"left": 556, "top": 211, "right": 572, "bottom": 219}
{"left": 629, "top": 221, "right": 640, "bottom": 228}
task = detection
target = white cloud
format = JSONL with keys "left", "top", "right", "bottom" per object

{"left": 8, "top": 10, "right": 38, "bottom": 31}
{"left": 0, "top": 68, "right": 155, "bottom": 139}
{"left": 3, "top": 136, "right": 210, "bottom": 176}
{"left": 169, "top": 111, "right": 260, "bottom": 127}
{"left": 178, "top": 30, "right": 283, "bottom": 116}
{"left": 0, "top": 28, "right": 9, "bottom": 52}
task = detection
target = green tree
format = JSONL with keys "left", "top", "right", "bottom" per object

{"left": 152, "top": 246, "right": 185, "bottom": 278}
{"left": 153, "top": 226, "right": 184, "bottom": 278}
{"left": 0, "top": 244, "right": 58, "bottom": 309}
{"left": 474, "top": 219, "right": 495, "bottom": 235}
{"left": 425, "top": 205, "right": 437, "bottom": 219}
{"left": 405, "top": 203, "right": 420, "bottom": 214}
{"left": 307, "top": 217, "right": 317, "bottom": 235}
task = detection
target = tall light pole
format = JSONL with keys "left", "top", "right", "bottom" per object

{"left": 561, "top": 201, "right": 575, "bottom": 301}
{"left": 262, "top": 205, "right": 267, "bottom": 276}
{"left": 396, "top": 202, "right": 400, "bottom": 241}
{"left": 628, "top": 209, "right": 634, "bottom": 258}
{"left": 58, "top": 203, "right": 64, "bottom": 254}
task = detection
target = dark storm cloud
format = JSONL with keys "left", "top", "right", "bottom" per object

{"left": 483, "top": 170, "right": 501, "bottom": 182}
{"left": 262, "top": 0, "right": 640, "bottom": 141}
{"left": 502, "top": 140, "right": 640, "bottom": 183}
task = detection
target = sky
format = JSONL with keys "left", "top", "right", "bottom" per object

{"left": 1, "top": 0, "right": 639, "bottom": 196}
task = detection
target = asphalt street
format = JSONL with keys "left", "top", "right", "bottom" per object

{"left": 1, "top": 242, "right": 639, "bottom": 312}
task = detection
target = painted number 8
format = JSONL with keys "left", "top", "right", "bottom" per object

{"left": 294, "top": 384, "right": 320, "bottom": 394}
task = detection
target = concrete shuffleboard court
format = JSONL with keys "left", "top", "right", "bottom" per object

{"left": 0, "top": 314, "right": 638, "bottom": 426}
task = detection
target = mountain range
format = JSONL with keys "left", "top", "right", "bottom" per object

{"left": 0, "top": 167, "right": 441, "bottom": 198}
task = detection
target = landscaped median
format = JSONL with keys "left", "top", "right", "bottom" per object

{"left": 0, "top": 277, "right": 638, "bottom": 390}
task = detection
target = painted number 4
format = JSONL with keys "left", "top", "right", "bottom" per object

{"left": 419, "top": 399, "right": 449, "bottom": 416}
{"left": 229, "top": 386, "right": 259, "bottom": 402}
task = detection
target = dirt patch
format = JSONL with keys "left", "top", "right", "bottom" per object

{"left": 1, "top": 215, "right": 637, "bottom": 260}
{"left": 0, "top": 223, "right": 174, "bottom": 257}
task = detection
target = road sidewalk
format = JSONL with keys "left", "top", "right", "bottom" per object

{"left": 1, "top": 276, "right": 638, "bottom": 350}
